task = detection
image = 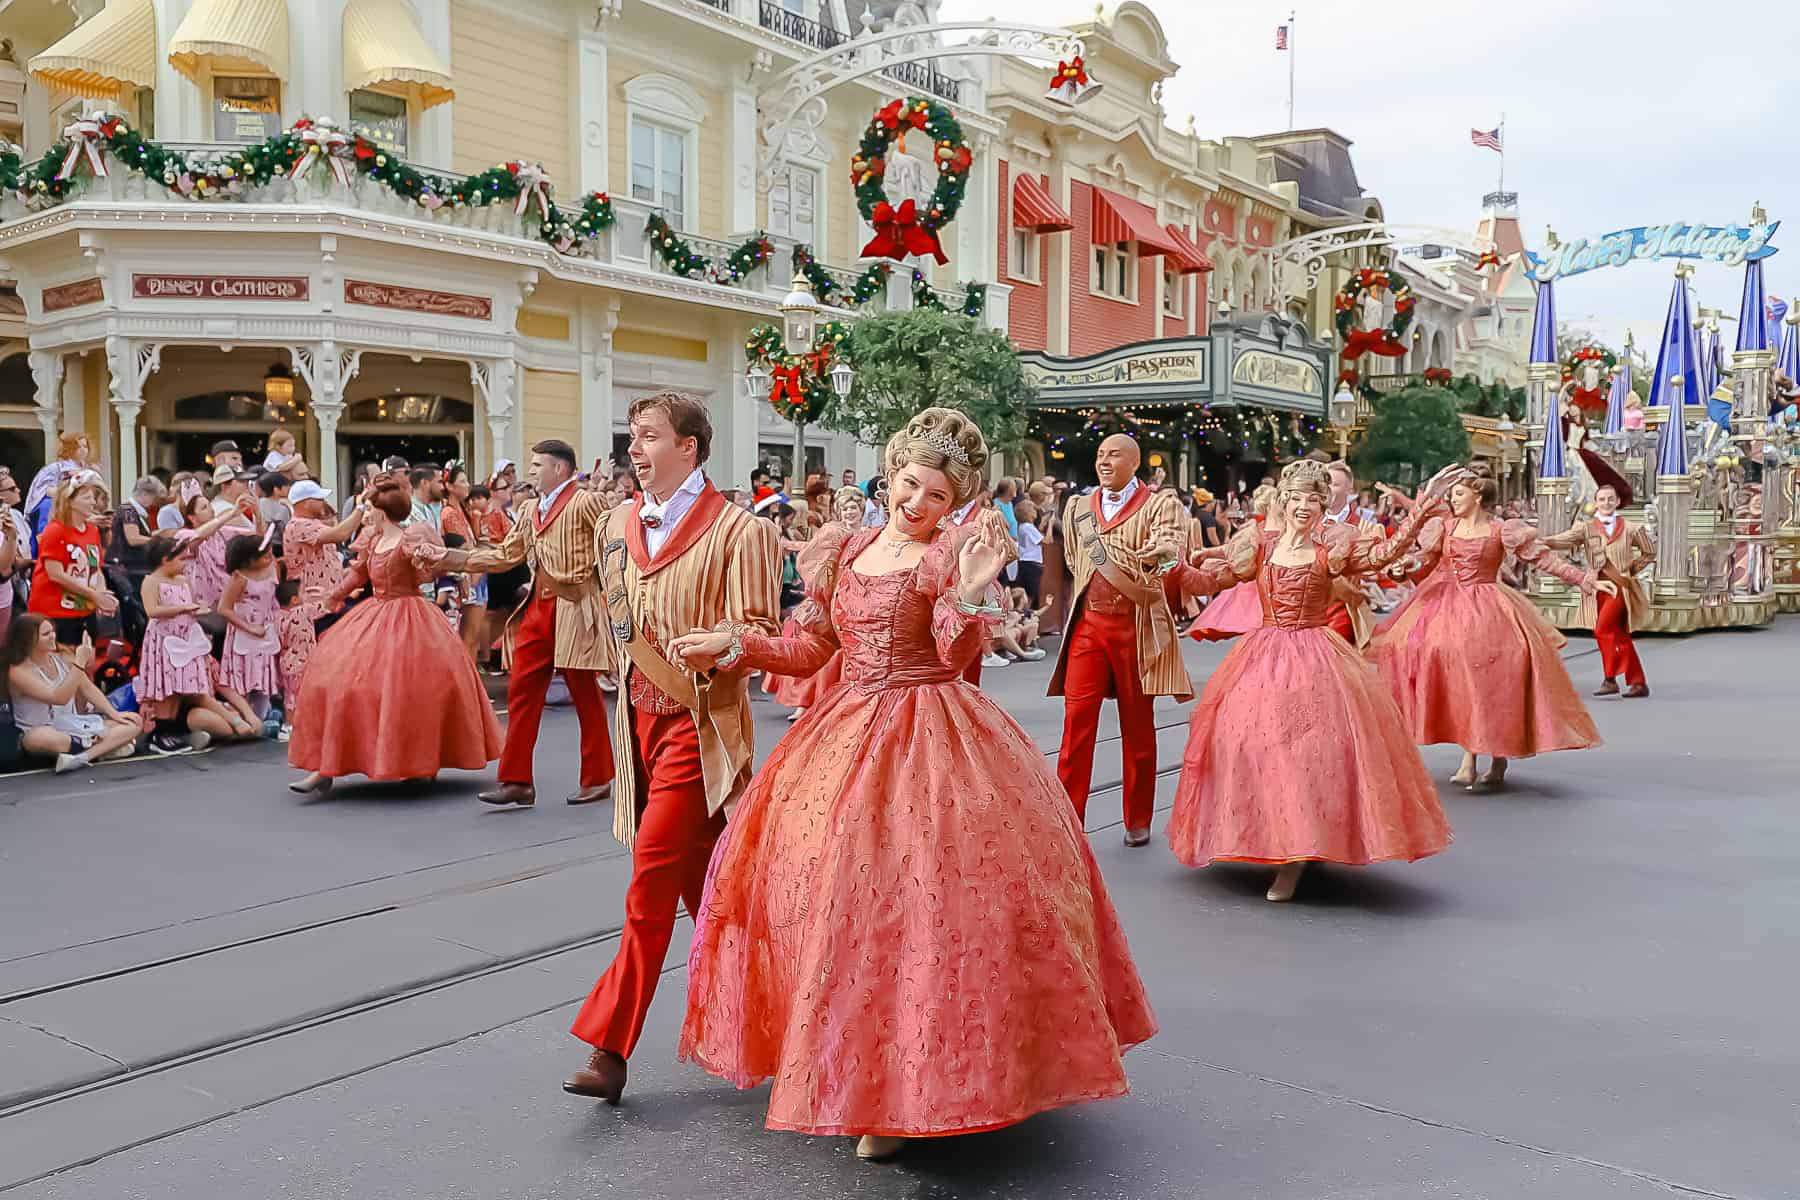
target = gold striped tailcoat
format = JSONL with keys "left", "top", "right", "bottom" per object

{"left": 462, "top": 487, "right": 614, "bottom": 673}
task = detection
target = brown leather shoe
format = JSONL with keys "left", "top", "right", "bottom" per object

{"left": 564, "top": 1048, "right": 626, "bottom": 1104}
{"left": 1623, "top": 683, "right": 1650, "bottom": 698}
{"left": 566, "top": 783, "right": 613, "bottom": 806}
{"left": 1123, "top": 828, "right": 1151, "bottom": 848}
{"left": 478, "top": 783, "right": 536, "bottom": 807}
{"left": 1593, "top": 678, "right": 1620, "bottom": 696}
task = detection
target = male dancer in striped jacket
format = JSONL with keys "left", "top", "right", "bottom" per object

{"left": 564, "top": 391, "right": 781, "bottom": 1104}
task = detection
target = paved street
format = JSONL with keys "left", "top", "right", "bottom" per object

{"left": 2, "top": 621, "right": 1796, "bottom": 1200}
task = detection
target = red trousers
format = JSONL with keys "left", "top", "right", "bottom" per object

{"left": 499, "top": 593, "right": 614, "bottom": 788}
{"left": 570, "top": 707, "right": 724, "bottom": 1058}
{"left": 1594, "top": 589, "right": 1646, "bottom": 688}
{"left": 1056, "top": 606, "right": 1157, "bottom": 831}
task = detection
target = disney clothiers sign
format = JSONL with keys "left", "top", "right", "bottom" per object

{"left": 1525, "top": 220, "right": 1779, "bottom": 284}
{"left": 131, "top": 274, "right": 310, "bottom": 301}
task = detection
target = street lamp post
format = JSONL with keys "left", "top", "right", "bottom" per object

{"left": 1330, "top": 381, "right": 1357, "bottom": 462}
{"left": 746, "top": 275, "right": 856, "bottom": 489}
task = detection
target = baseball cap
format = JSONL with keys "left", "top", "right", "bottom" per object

{"left": 212, "top": 464, "right": 240, "bottom": 483}
{"left": 290, "top": 480, "right": 332, "bottom": 505}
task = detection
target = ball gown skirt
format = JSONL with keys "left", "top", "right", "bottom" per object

{"left": 288, "top": 532, "right": 501, "bottom": 780}
{"left": 1369, "top": 525, "right": 1601, "bottom": 760}
{"left": 681, "top": 537, "right": 1156, "bottom": 1138}
{"left": 1168, "top": 556, "right": 1452, "bottom": 868}
{"left": 1185, "top": 579, "right": 1261, "bottom": 642}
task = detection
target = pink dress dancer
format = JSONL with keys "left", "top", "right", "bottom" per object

{"left": 138, "top": 579, "right": 217, "bottom": 706}
{"left": 1167, "top": 519, "right": 1452, "bottom": 871}
{"left": 221, "top": 575, "right": 282, "bottom": 696}
{"left": 288, "top": 525, "right": 501, "bottom": 781}
{"left": 681, "top": 529, "right": 1156, "bottom": 1138}
{"left": 1369, "top": 520, "right": 1601, "bottom": 760}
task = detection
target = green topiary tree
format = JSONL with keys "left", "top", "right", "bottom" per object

{"left": 1351, "top": 384, "right": 1472, "bottom": 488}
{"left": 831, "top": 308, "right": 1034, "bottom": 451}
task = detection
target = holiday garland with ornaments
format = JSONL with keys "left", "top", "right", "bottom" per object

{"left": 851, "top": 97, "right": 970, "bottom": 266}
{"left": 1, "top": 112, "right": 992, "bottom": 316}
{"left": 745, "top": 320, "right": 850, "bottom": 424}
{"left": 1333, "top": 265, "right": 1416, "bottom": 359}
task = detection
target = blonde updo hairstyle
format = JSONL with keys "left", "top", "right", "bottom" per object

{"left": 882, "top": 407, "right": 990, "bottom": 507}
{"left": 1250, "top": 483, "right": 1277, "bottom": 517}
{"left": 1276, "top": 459, "right": 1331, "bottom": 503}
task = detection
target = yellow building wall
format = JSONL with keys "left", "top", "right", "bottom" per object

{"left": 605, "top": 52, "right": 725, "bottom": 239}
{"left": 450, "top": 2, "right": 571, "bottom": 184}
{"left": 520, "top": 368, "right": 581, "bottom": 454}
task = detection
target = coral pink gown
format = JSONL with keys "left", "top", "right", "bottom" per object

{"left": 681, "top": 529, "right": 1156, "bottom": 1138}
{"left": 1368, "top": 519, "right": 1601, "bottom": 759}
{"left": 288, "top": 525, "right": 501, "bottom": 780}
{"left": 1167, "top": 521, "right": 1452, "bottom": 867}
{"left": 763, "top": 524, "right": 854, "bottom": 708}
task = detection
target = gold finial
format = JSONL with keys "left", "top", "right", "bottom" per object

{"left": 1674, "top": 262, "right": 1696, "bottom": 281}
{"left": 1625, "top": 329, "right": 1635, "bottom": 348}
{"left": 1751, "top": 201, "right": 1768, "bottom": 226}
{"left": 1544, "top": 225, "right": 1560, "bottom": 249}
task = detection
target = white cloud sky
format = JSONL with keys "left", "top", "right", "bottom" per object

{"left": 938, "top": 0, "right": 1795, "bottom": 354}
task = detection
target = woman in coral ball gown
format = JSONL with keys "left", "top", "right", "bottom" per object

{"left": 1165, "top": 459, "right": 1457, "bottom": 903}
{"left": 668, "top": 409, "right": 1156, "bottom": 1164}
{"left": 1369, "top": 467, "right": 1600, "bottom": 791}
{"left": 1186, "top": 483, "right": 1279, "bottom": 643}
{"left": 762, "top": 486, "right": 865, "bottom": 720}
{"left": 287, "top": 477, "right": 502, "bottom": 794}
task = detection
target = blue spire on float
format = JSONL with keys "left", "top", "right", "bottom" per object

{"left": 1646, "top": 268, "right": 1702, "bottom": 408}
{"left": 1604, "top": 353, "right": 1632, "bottom": 435}
{"left": 1655, "top": 364, "right": 1691, "bottom": 476}
{"left": 1528, "top": 277, "right": 1558, "bottom": 364}
{"left": 1697, "top": 322, "right": 1722, "bottom": 399}
{"left": 1779, "top": 305, "right": 1800, "bottom": 384}
{"left": 1736, "top": 259, "right": 1771, "bottom": 354}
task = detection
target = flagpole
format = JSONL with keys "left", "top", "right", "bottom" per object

{"left": 1498, "top": 112, "right": 1506, "bottom": 194}
{"left": 1287, "top": 10, "right": 1296, "bottom": 130}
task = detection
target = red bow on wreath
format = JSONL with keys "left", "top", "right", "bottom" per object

{"left": 1053, "top": 57, "right": 1089, "bottom": 87}
{"left": 861, "top": 198, "right": 948, "bottom": 265}
{"left": 1571, "top": 385, "right": 1607, "bottom": 416}
{"left": 1343, "top": 329, "right": 1408, "bottom": 359}
{"left": 874, "top": 99, "right": 928, "bottom": 132}
{"left": 770, "top": 364, "right": 808, "bottom": 410}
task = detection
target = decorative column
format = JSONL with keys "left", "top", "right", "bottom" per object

{"left": 27, "top": 349, "right": 65, "bottom": 463}
{"left": 289, "top": 342, "right": 362, "bottom": 497}
{"left": 104, "top": 336, "right": 160, "bottom": 491}
{"left": 580, "top": 297, "right": 622, "bottom": 464}
{"left": 728, "top": 73, "right": 761, "bottom": 236}
{"left": 1654, "top": 374, "right": 1694, "bottom": 598}
{"left": 723, "top": 335, "right": 758, "bottom": 489}
{"left": 1728, "top": 246, "right": 1776, "bottom": 602}
{"left": 472, "top": 358, "right": 520, "bottom": 475}
{"left": 575, "top": 29, "right": 612, "bottom": 198}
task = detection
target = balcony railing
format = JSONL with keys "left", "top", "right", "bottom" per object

{"left": 758, "top": 0, "right": 847, "bottom": 51}
{"left": 879, "top": 59, "right": 962, "bottom": 105}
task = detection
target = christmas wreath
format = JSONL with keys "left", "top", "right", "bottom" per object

{"left": 1562, "top": 345, "right": 1618, "bottom": 417}
{"left": 1333, "top": 266, "right": 1415, "bottom": 359}
{"left": 745, "top": 320, "right": 850, "bottom": 424}
{"left": 851, "top": 97, "right": 970, "bottom": 266}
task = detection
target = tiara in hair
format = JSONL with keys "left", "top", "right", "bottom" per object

{"left": 920, "top": 426, "right": 972, "bottom": 467}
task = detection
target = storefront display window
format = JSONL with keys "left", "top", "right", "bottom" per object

{"left": 349, "top": 90, "right": 409, "bottom": 159}
{"left": 213, "top": 76, "right": 281, "bottom": 143}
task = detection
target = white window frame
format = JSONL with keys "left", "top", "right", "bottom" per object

{"left": 623, "top": 74, "right": 707, "bottom": 232}
{"left": 1090, "top": 240, "right": 1137, "bottom": 303}
{"left": 1008, "top": 225, "right": 1040, "bottom": 284}
{"left": 769, "top": 152, "right": 828, "bottom": 251}
{"left": 1162, "top": 265, "right": 1183, "bottom": 318}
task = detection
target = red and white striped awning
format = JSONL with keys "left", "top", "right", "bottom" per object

{"left": 1011, "top": 174, "right": 1073, "bottom": 233}
{"left": 1090, "top": 187, "right": 1184, "bottom": 258}
{"left": 1161, "top": 225, "right": 1215, "bottom": 274}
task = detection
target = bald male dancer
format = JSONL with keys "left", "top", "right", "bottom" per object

{"left": 1047, "top": 434, "right": 1193, "bottom": 846}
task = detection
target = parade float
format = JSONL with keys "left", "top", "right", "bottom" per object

{"left": 1521, "top": 208, "right": 1797, "bottom": 631}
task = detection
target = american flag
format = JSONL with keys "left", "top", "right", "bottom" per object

{"left": 1470, "top": 127, "right": 1503, "bottom": 152}
{"left": 1275, "top": 24, "right": 1288, "bottom": 50}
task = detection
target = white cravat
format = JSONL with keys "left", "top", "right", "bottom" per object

{"left": 1325, "top": 502, "right": 1355, "bottom": 526}
{"left": 951, "top": 498, "right": 980, "bottom": 526}
{"left": 1100, "top": 477, "right": 1140, "bottom": 521}
{"left": 641, "top": 468, "right": 707, "bottom": 557}
{"left": 536, "top": 477, "right": 573, "bottom": 518}
{"left": 1600, "top": 515, "right": 1619, "bottom": 537}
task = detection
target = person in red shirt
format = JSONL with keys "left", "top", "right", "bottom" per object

{"left": 29, "top": 471, "right": 117, "bottom": 648}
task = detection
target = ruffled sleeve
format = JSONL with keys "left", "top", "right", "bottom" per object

{"left": 916, "top": 532, "right": 1000, "bottom": 670}
{"left": 1170, "top": 523, "right": 1259, "bottom": 599}
{"left": 1408, "top": 516, "right": 1448, "bottom": 582}
{"left": 328, "top": 549, "right": 370, "bottom": 608}
{"left": 401, "top": 522, "right": 450, "bottom": 573}
{"left": 1332, "top": 503, "right": 1434, "bottom": 578}
{"left": 737, "top": 529, "right": 855, "bottom": 678}
{"left": 1500, "top": 519, "right": 1589, "bottom": 588}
